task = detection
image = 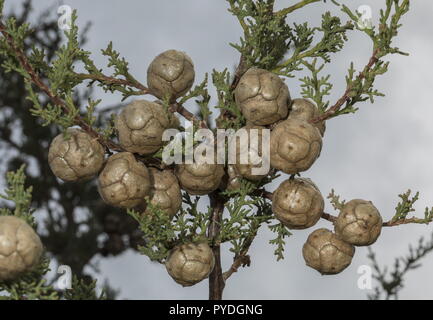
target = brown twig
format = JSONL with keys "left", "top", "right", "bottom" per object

{"left": 223, "top": 248, "right": 252, "bottom": 282}
{"left": 230, "top": 55, "right": 248, "bottom": 91}
{"left": 321, "top": 212, "right": 338, "bottom": 223}
{"left": 222, "top": 189, "right": 273, "bottom": 281}
{"left": 223, "top": 225, "right": 256, "bottom": 281}
{"left": 275, "top": 0, "right": 322, "bottom": 18}
{"left": 76, "top": 73, "right": 150, "bottom": 93}
{"left": 310, "top": 49, "right": 380, "bottom": 124}
{"left": 77, "top": 73, "right": 208, "bottom": 128}
{"left": 382, "top": 217, "right": 432, "bottom": 227}
{"left": 256, "top": 190, "right": 426, "bottom": 229}
{"left": 321, "top": 211, "right": 430, "bottom": 228}
{"left": 169, "top": 102, "right": 208, "bottom": 129}
{"left": 208, "top": 192, "right": 226, "bottom": 300}
{"left": 206, "top": 53, "right": 250, "bottom": 293}
{"left": 252, "top": 189, "right": 273, "bottom": 201}
{"left": 80, "top": 74, "right": 208, "bottom": 128}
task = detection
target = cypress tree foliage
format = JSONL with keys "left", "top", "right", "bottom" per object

{"left": 0, "top": 0, "right": 432, "bottom": 300}
{"left": 0, "top": 166, "right": 107, "bottom": 299}
{"left": 0, "top": 1, "right": 142, "bottom": 298}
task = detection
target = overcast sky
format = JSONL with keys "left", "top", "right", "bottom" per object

{"left": 3, "top": 0, "right": 433, "bottom": 299}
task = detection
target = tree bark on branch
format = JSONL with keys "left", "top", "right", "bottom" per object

{"left": 208, "top": 192, "right": 226, "bottom": 300}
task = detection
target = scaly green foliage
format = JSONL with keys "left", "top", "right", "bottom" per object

{"left": 1, "top": 0, "right": 431, "bottom": 300}
{"left": 220, "top": 180, "right": 269, "bottom": 245}
{"left": 327, "top": 189, "right": 433, "bottom": 226}
{"left": 327, "top": 0, "right": 409, "bottom": 118}
{"left": 388, "top": 190, "right": 433, "bottom": 226}
{"left": 268, "top": 222, "right": 292, "bottom": 261}
{"left": 299, "top": 59, "right": 333, "bottom": 112}
{"left": 229, "top": 0, "right": 351, "bottom": 74}
{"left": 327, "top": 189, "right": 346, "bottom": 211}
{"left": 0, "top": 165, "right": 34, "bottom": 225}
{"left": 213, "top": 68, "right": 245, "bottom": 130}
{"left": 0, "top": 167, "right": 104, "bottom": 300}
{"left": 128, "top": 195, "right": 211, "bottom": 262}
{"left": 0, "top": 258, "right": 59, "bottom": 300}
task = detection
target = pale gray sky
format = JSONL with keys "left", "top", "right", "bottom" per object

{"left": 3, "top": 0, "right": 433, "bottom": 299}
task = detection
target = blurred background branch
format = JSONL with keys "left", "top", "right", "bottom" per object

{"left": 0, "top": 0, "right": 140, "bottom": 298}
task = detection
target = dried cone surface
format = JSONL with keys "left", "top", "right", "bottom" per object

{"left": 289, "top": 98, "right": 326, "bottom": 136}
{"left": 176, "top": 162, "right": 224, "bottom": 196}
{"left": 48, "top": 128, "right": 105, "bottom": 182}
{"left": 234, "top": 67, "right": 290, "bottom": 125}
{"left": 98, "top": 152, "right": 150, "bottom": 208}
{"left": 166, "top": 242, "right": 215, "bottom": 287}
{"left": 272, "top": 178, "right": 324, "bottom": 229}
{"left": 270, "top": 118, "right": 322, "bottom": 174}
{"left": 335, "top": 199, "right": 382, "bottom": 246}
{"left": 116, "top": 100, "right": 178, "bottom": 155}
{"left": 147, "top": 49, "right": 195, "bottom": 100}
{"left": 0, "top": 216, "right": 43, "bottom": 281}
{"left": 145, "top": 168, "right": 182, "bottom": 218}
{"left": 231, "top": 125, "right": 270, "bottom": 181}
{"left": 302, "top": 228, "right": 355, "bottom": 275}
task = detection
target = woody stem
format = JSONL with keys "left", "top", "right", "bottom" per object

{"left": 208, "top": 192, "right": 226, "bottom": 300}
